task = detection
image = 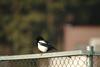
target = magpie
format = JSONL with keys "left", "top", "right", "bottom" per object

{"left": 33, "top": 36, "right": 57, "bottom": 52}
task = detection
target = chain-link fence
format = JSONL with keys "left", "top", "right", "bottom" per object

{"left": 0, "top": 46, "right": 100, "bottom": 67}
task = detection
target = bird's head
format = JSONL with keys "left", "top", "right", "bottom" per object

{"left": 33, "top": 36, "right": 44, "bottom": 46}
{"left": 36, "top": 36, "right": 44, "bottom": 42}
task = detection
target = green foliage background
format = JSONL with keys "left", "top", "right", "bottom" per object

{"left": 0, "top": 0, "right": 100, "bottom": 55}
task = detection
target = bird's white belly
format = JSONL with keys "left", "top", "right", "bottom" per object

{"left": 38, "top": 43, "right": 48, "bottom": 52}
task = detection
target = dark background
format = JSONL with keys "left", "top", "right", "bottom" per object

{"left": 0, "top": 0, "right": 100, "bottom": 55}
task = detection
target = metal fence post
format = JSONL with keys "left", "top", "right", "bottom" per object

{"left": 88, "top": 46, "right": 94, "bottom": 67}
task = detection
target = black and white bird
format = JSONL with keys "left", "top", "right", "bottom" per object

{"left": 33, "top": 36, "right": 57, "bottom": 52}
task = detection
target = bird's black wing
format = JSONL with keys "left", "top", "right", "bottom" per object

{"left": 39, "top": 42, "right": 48, "bottom": 47}
{"left": 47, "top": 42, "right": 57, "bottom": 51}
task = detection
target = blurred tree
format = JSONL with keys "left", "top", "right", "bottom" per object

{"left": 0, "top": 0, "right": 100, "bottom": 55}
{"left": 0, "top": 0, "right": 100, "bottom": 67}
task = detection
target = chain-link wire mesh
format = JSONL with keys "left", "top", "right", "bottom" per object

{"left": 93, "top": 56, "right": 100, "bottom": 67}
{"left": 49, "top": 56, "right": 89, "bottom": 67}
{"left": 0, "top": 56, "right": 99, "bottom": 67}
{"left": 0, "top": 51, "right": 100, "bottom": 67}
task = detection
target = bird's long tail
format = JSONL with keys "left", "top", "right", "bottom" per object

{"left": 48, "top": 42, "right": 58, "bottom": 52}
{"left": 51, "top": 46, "right": 57, "bottom": 50}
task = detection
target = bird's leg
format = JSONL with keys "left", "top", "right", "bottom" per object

{"left": 40, "top": 53, "right": 42, "bottom": 56}
{"left": 39, "top": 51, "right": 43, "bottom": 56}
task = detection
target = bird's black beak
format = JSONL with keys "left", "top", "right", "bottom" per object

{"left": 32, "top": 40, "right": 37, "bottom": 46}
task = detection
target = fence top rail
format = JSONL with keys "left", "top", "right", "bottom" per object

{"left": 0, "top": 50, "right": 99, "bottom": 61}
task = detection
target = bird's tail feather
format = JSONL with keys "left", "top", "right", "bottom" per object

{"left": 52, "top": 46, "right": 57, "bottom": 50}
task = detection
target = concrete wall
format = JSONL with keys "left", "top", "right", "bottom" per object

{"left": 63, "top": 25, "right": 100, "bottom": 51}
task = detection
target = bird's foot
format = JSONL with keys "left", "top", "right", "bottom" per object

{"left": 40, "top": 53, "right": 43, "bottom": 56}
